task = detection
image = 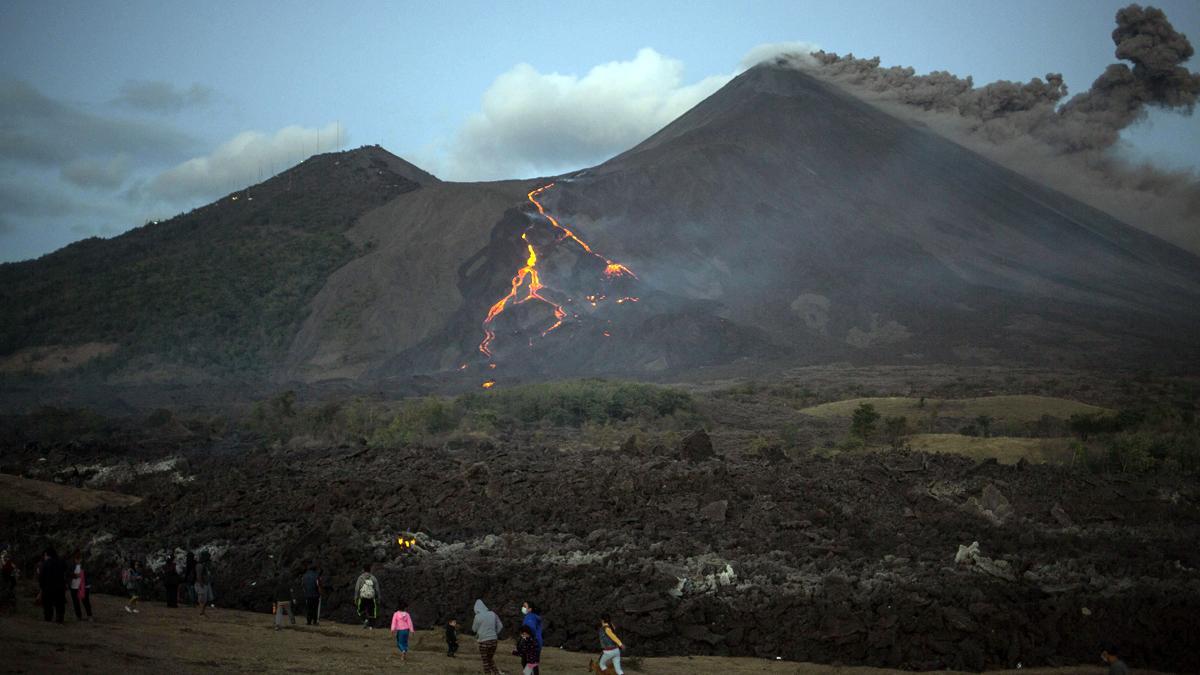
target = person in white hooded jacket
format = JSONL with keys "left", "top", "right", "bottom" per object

{"left": 472, "top": 599, "right": 503, "bottom": 674}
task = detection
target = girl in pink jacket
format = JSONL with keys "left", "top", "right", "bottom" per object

{"left": 390, "top": 601, "right": 414, "bottom": 662}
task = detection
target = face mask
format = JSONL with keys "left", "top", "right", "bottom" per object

{"left": 521, "top": 607, "right": 529, "bottom": 615}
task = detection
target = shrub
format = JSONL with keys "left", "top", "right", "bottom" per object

{"left": 850, "top": 403, "right": 880, "bottom": 441}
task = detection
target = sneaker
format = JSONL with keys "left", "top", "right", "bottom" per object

{"left": 132, "top": 609, "right": 139, "bottom": 614}
{"left": 124, "top": 606, "right": 133, "bottom": 614}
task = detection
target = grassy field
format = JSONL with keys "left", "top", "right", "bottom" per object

{"left": 0, "top": 591, "right": 1118, "bottom": 675}
{"left": 905, "top": 434, "right": 1075, "bottom": 465}
{"left": 0, "top": 474, "right": 141, "bottom": 514}
{"left": 799, "top": 395, "right": 1108, "bottom": 423}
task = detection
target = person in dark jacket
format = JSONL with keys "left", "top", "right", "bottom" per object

{"left": 301, "top": 562, "right": 322, "bottom": 625}
{"left": 514, "top": 625, "right": 539, "bottom": 675}
{"left": 38, "top": 546, "right": 67, "bottom": 623}
{"left": 272, "top": 578, "right": 294, "bottom": 631}
{"left": 163, "top": 555, "right": 180, "bottom": 608}
{"left": 445, "top": 618, "right": 459, "bottom": 657}
{"left": 521, "top": 601, "right": 544, "bottom": 674}
{"left": 68, "top": 550, "right": 93, "bottom": 620}
{"left": 183, "top": 550, "right": 197, "bottom": 606}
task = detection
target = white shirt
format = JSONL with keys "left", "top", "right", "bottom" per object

{"left": 70, "top": 563, "right": 82, "bottom": 589}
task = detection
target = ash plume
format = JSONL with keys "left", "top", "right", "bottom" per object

{"left": 775, "top": 4, "right": 1200, "bottom": 253}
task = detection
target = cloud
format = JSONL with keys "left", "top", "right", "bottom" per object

{"left": 0, "top": 79, "right": 196, "bottom": 165}
{"left": 113, "top": 80, "right": 215, "bottom": 114}
{"left": 134, "top": 122, "right": 344, "bottom": 204}
{"left": 434, "top": 48, "right": 734, "bottom": 180}
{"left": 739, "top": 41, "right": 821, "bottom": 70}
{"left": 61, "top": 154, "right": 134, "bottom": 189}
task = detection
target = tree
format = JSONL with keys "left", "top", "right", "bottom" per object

{"left": 975, "top": 415, "right": 993, "bottom": 438}
{"left": 850, "top": 403, "right": 880, "bottom": 441}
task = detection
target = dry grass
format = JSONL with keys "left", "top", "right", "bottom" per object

{"left": 0, "top": 474, "right": 141, "bottom": 513}
{"left": 800, "top": 395, "right": 1107, "bottom": 423}
{"left": 0, "top": 591, "right": 1116, "bottom": 675}
{"left": 0, "top": 342, "right": 118, "bottom": 374}
{"left": 905, "top": 434, "right": 1075, "bottom": 465}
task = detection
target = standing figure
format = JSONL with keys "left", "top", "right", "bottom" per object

{"left": 354, "top": 563, "right": 382, "bottom": 629}
{"left": 472, "top": 599, "right": 503, "bottom": 675}
{"left": 182, "top": 551, "right": 197, "bottom": 606}
{"left": 69, "top": 550, "right": 93, "bottom": 621}
{"left": 521, "top": 601, "right": 544, "bottom": 675}
{"left": 163, "top": 555, "right": 180, "bottom": 608}
{"left": 445, "top": 618, "right": 460, "bottom": 657}
{"left": 595, "top": 615, "right": 625, "bottom": 675}
{"left": 272, "top": 577, "right": 293, "bottom": 631}
{"left": 301, "top": 562, "right": 322, "bottom": 625}
{"left": 39, "top": 546, "right": 67, "bottom": 623}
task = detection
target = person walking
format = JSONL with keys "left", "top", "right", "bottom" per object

{"left": 1102, "top": 646, "right": 1130, "bottom": 675}
{"left": 163, "top": 555, "right": 180, "bottom": 608}
{"left": 354, "top": 563, "right": 382, "bottom": 629}
{"left": 39, "top": 546, "right": 67, "bottom": 623}
{"left": 521, "top": 601, "right": 544, "bottom": 675}
{"left": 514, "top": 624, "right": 539, "bottom": 675}
{"left": 301, "top": 562, "right": 322, "bottom": 625}
{"left": 472, "top": 599, "right": 503, "bottom": 675}
{"left": 182, "top": 550, "right": 197, "bottom": 607}
{"left": 69, "top": 550, "right": 93, "bottom": 621}
{"left": 0, "top": 549, "right": 18, "bottom": 612}
{"left": 390, "top": 601, "right": 414, "bottom": 662}
{"left": 272, "top": 577, "right": 294, "bottom": 631}
{"left": 445, "top": 618, "right": 460, "bottom": 657}
{"left": 122, "top": 559, "right": 143, "bottom": 614}
{"left": 596, "top": 615, "right": 625, "bottom": 675}
{"left": 198, "top": 550, "right": 215, "bottom": 607}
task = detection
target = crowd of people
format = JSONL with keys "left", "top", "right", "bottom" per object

{"left": 3, "top": 548, "right": 631, "bottom": 675}
{"left": 1, "top": 547, "right": 1135, "bottom": 675}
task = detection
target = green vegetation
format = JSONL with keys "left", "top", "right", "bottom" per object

{"left": 849, "top": 403, "right": 880, "bottom": 440}
{"left": 801, "top": 395, "right": 1109, "bottom": 425}
{"left": 242, "top": 380, "right": 702, "bottom": 449}
{"left": 0, "top": 151, "right": 418, "bottom": 376}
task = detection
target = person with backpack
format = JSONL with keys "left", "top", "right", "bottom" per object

{"left": 354, "top": 563, "right": 382, "bottom": 629}
{"left": 122, "top": 559, "right": 143, "bottom": 614}
{"left": 69, "top": 550, "right": 93, "bottom": 621}
{"left": 301, "top": 562, "right": 322, "bottom": 625}
{"left": 472, "top": 598, "right": 503, "bottom": 675}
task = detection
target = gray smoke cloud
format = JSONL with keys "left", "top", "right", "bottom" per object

{"left": 772, "top": 4, "right": 1200, "bottom": 253}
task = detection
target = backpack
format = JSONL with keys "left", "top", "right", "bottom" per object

{"left": 359, "top": 576, "right": 376, "bottom": 599}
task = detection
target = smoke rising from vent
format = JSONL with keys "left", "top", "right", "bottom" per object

{"left": 769, "top": 3, "right": 1200, "bottom": 253}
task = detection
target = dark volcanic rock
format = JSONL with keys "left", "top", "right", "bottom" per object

{"left": 679, "top": 430, "right": 715, "bottom": 462}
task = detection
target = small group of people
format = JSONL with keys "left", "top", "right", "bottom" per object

{"left": 122, "top": 549, "right": 216, "bottom": 616}
{"left": 33, "top": 546, "right": 92, "bottom": 623}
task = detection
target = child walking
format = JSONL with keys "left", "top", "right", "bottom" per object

{"left": 445, "top": 618, "right": 459, "bottom": 657}
{"left": 390, "top": 601, "right": 414, "bottom": 663}
{"left": 515, "top": 625, "right": 540, "bottom": 675}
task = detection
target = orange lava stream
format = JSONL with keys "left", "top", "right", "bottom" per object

{"left": 478, "top": 183, "right": 636, "bottom": 359}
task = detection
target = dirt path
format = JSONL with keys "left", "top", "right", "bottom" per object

{"left": 1, "top": 592, "right": 1119, "bottom": 675}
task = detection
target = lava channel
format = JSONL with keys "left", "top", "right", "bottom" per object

{"left": 479, "top": 183, "right": 637, "bottom": 359}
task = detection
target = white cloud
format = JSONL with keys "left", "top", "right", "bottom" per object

{"left": 432, "top": 48, "right": 735, "bottom": 181}
{"left": 61, "top": 154, "right": 134, "bottom": 189}
{"left": 113, "top": 80, "right": 215, "bottom": 114}
{"left": 136, "top": 122, "right": 344, "bottom": 203}
{"left": 739, "top": 41, "right": 821, "bottom": 70}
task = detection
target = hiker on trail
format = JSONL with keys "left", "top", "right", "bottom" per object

{"left": 272, "top": 577, "right": 294, "bottom": 631}
{"left": 122, "top": 559, "right": 143, "bottom": 614}
{"left": 1102, "top": 646, "right": 1130, "bottom": 675}
{"left": 521, "top": 601, "right": 544, "bottom": 674}
{"left": 596, "top": 614, "right": 625, "bottom": 675}
{"left": 0, "top": 549, "right": 18, "bottom": 612}
{"left": 69, "top": 550, "right": 93, "bottom": 621}
{"left": 514, "top": 624, "right": 539, "bottom": 675}
{"left": 194, "top": 552, "right": 213, "bottom": 616}
{"left": 354, "top": 563, "right": 382, "bottom": 629}
{"left": 445, "top": 618, "right": 460, "bottom": 657}
{"left": 183, "top": 551, "right": 197, "bottom": 606}
{"left": 472, "top": 598, "right": 503, "bottom": 675}
{"left": 390, "top": 600, "right": 414, "bottom": 662}
{"left": 163, "top": 555, "right": 180, "bottom": 608}
{"left": 301, "top": 562, "right": 322, "bottom": 625}
{"left": 39, "top": 546, "right": 67, "bottom": 623}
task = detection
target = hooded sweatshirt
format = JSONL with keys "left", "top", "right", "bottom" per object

{"left": 472, "top": 599, "right": 503, "bottom": 642}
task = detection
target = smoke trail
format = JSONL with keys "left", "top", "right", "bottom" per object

{"left": 769, "top": 4, "right": 1200, "bottom": 252}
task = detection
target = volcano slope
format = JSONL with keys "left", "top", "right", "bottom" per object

{"left": 337, "top": 62, "right": 1200, "bottom": 382}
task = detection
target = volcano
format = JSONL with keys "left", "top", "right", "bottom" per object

{"left": 4, "top": 63, "right": 1200, "bottom": 388}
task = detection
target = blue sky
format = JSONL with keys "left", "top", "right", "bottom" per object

{"left": 2, "top": 0, "right": 1198, "bottom": 262}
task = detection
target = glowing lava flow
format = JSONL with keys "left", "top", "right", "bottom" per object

{"left": 478, "top": 183, "right": 636, "bottom": 358}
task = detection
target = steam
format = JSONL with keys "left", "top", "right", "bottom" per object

{"left": 772, "top": 4, "right": 1200, "bottom": 252}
